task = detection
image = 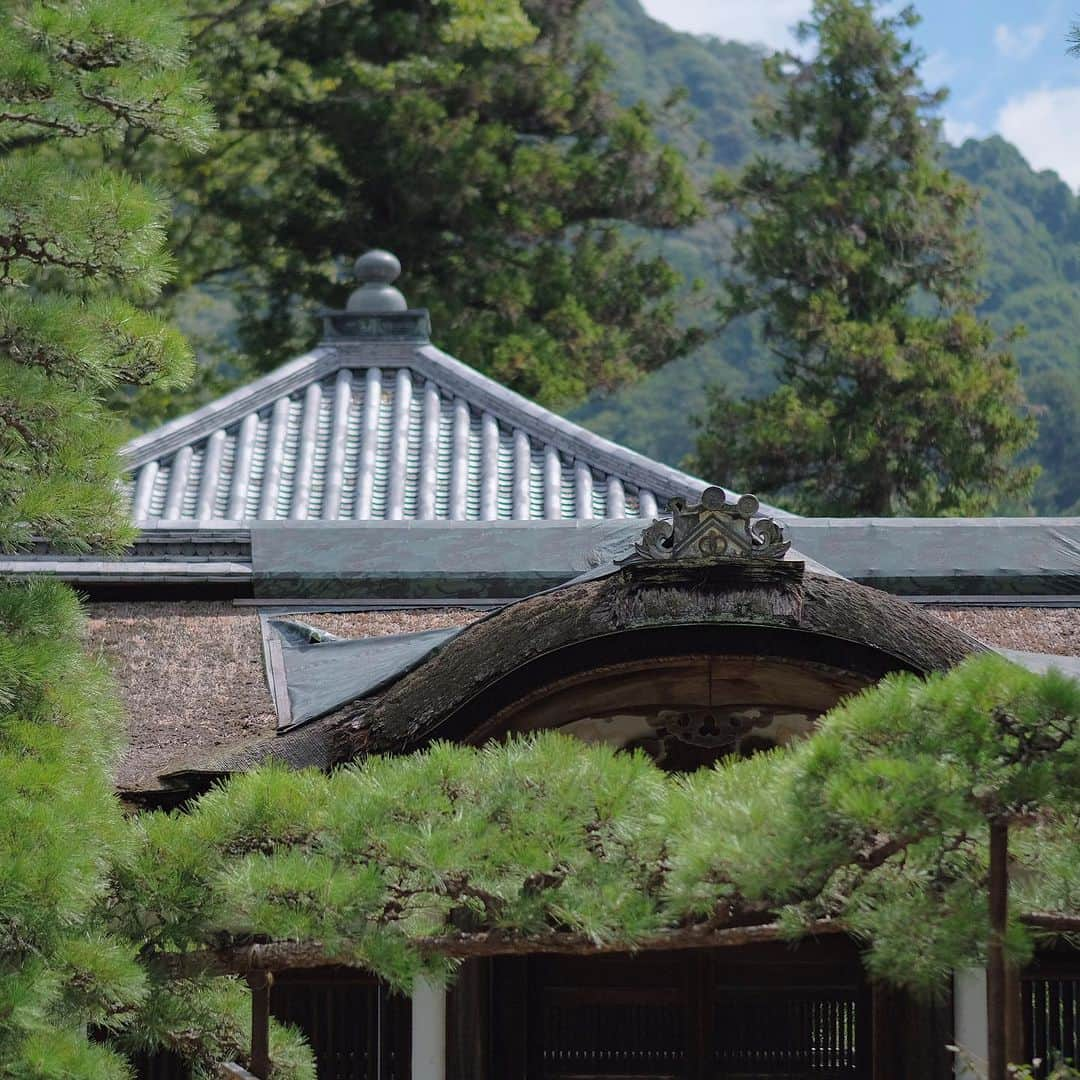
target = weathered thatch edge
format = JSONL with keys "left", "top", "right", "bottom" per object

{"left": 331, "top": 562, "right": 986, "bottom": 761}
{"left": 120, "top": 719, "right": 339, "bottom": 807}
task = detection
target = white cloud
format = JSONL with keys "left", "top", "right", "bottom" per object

{"left": 639, "top": 0, "right": 811, "bottom": 53}
{"left": 943, "top": 117, "right": 979, "bottom": 145}
{"left": 997, "top": 86, "right": 1080, "bottom": 189}
{"left": 993, "top": 21, "right": 1048, "bottom": 60}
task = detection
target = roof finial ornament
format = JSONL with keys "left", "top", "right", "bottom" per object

{"left": 346, "top": 249, "right": 408, "bottom": 314}
{"left": 624, "top": 487, "right": 790, "bottom": 563}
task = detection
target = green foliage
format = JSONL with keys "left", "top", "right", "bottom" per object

{"left": 116, "top": 978, "right": 314, "bottom": 1080}
{"left": 690, "top": 0, "right": 1035, "bottom": 515}
{"left": 0, "top": 578, "right": 143, "bottom": 1078}
{"left": 0, "top": 0, "right": 210, "bottom": 553}
{"left": 117, "top": 0, "right": 703, "bottom": 415}
{"left": 568, "top": 2, "right": 1079, "bottom": 515}
{"left": 0, "top": 5, "right": 305, "bottom": 1078}
{"left": 1025, "top": 367, "right": 1080, "bottom": 513}
{"left": 111, "top": 655, "right": 1080, "bottom": 1005}
{"left": 769, "top": 654, "right": 1080, "bottom": 988}
{"left": 114, "top": 736, "right": 671, "bottom": 990}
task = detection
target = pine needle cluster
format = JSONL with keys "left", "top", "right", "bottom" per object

{"left": 0, "top": 0, "right": 211, "bottom": 552}
{"left": 113, "top": 655, "right": 1080, "bottom": 1013}
{"left": 0, "top": 580, "right": 140, "bottom": 1078}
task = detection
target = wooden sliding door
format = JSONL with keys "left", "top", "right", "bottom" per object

{"left": 488, "top": 941, "right": 872, "bottom": 1080}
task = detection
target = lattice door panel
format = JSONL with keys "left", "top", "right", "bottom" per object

{"left": 1025, "top": 975, "right": 1080, "bottom": 1075}
{"left": 515, "top": 949, "right": 872, "bottom": 1080}
{"left": 537, "top": 986, "right": 689, "bottom": 1078}
{"left": 713, "top": 986, "right": 864, "bottom": 1078}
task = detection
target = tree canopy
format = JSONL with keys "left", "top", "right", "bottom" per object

{"left": 119, "top": 0, "right": 704, "bottom": 420}
{"left": 691, "top": 0, "right": 1036, "bottom": 516}
{"left": 0, "top": 4, "right": 297, "bottom": 1076}
{"left": 565, "top": 0, "right": 1080, "bottom": 517}
{"left": 0, "top": 0, "right": 212, "bottom": 552}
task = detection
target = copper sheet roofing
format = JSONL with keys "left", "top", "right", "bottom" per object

{"left": 120, "top": 252, "right": 728, "bottom": 525}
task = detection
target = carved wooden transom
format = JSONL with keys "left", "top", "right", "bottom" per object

{"left": 484, "top": 654, "right": 872, "bottom": 772}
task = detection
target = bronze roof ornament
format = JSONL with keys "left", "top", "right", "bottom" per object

{"left": 627, "top": 487, "right": 790, "bottom": 563}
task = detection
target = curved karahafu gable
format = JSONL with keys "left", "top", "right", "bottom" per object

{"left": 139, "top": 492, "right": 990, "bottom": 799}
{"left": 330, "top": 527, "right": 986, "bottom": 764}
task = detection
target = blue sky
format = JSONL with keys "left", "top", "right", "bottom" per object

{"left": 639, "top": 0, "right": 1080, "bottom": 188}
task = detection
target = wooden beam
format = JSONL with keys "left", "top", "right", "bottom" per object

{"left": 147, "top": 909, "right": 1080, "bottom": 982}
{"left": 987, "top": 821, "right": 1008, "bottom": 1080}
{"left": 219, "top": 1066, "right": 259, "bottom": 1080}
{"left": 1004, "top": 962, "right": 1023, "bottom": 1067}
{"left": 246, "top": 971, "right": 273, "bottom": 1079}
{"left": 1023, "top": 911, "right": 1080, "bottom": 933}
{"left": 150, "top": 919, "right": 850, "bottom": 977}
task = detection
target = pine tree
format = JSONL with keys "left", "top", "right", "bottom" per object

{"left": 694, "top": 0, "right": 1036, "bottom": 516}
{"left": 763, "top": 654, "right": 1080, "bottom": 1079}
{"left": 108, "top": 656, "right": 1080, "bottom": 1080}
{"left": 0, "top": 2, "right": 211, "bottom": 1074}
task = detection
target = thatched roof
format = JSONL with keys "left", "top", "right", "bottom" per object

{"left": 929, "top": 607, "right": 1079, "bottom": 656}
{"left": 330, "top": 563, "right": 990, "bottom": 761}
{"left": 86, "top": 593, "right": 1078, "bottom": 798}
{"left": 85, "top": 603, "right": 482, "bottom": 790}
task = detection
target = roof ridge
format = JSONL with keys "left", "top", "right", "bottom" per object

{"left": 119, "top": 335, "right": 789, "bottom": 523}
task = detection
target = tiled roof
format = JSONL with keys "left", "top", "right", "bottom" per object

{"left": 120, "top": 301, "right": 731, "bottom": 523}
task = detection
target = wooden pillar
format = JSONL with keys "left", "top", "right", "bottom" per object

{"left": 987, "top": 820, "right": 1009, "bottom": 1080}
{"left": 446, "top": 961, "right": 490, "bottom": 1080}
{"left": 955, "top": 968, "right": 989, "bottom": 1080}
{"left": 1004, "top": 963, "right": 1023, "bottom": 1066}
{"left": 412, "top": 977, "right": 446, "bottom": 1080}
{"left": 246, "top": 972, "right": 273, "bottom": 1079}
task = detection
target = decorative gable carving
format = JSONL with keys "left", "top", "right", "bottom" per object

{"left": 626, "top": 487, "right": 790, "bottom": 563}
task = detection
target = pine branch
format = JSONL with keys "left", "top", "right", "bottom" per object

{"left": 148, "top": 919, "right": 848, "bottom": 977}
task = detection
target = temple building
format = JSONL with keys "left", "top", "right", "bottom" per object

{"left": 7, "top": 252, "right": 1080, "bottom": 1079}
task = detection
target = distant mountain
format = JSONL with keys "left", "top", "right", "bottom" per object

{"left": 571, "top": 0, "right": 1080, "bottom": 514}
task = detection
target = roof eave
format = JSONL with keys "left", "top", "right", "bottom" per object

{"left": 120, "top": 346, "right": 338, "bottom": 468}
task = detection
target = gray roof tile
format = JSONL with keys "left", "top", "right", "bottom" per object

{"left": 122, "top": 331, "right": 725, "bottom": 524}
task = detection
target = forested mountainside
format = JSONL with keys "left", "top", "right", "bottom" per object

{"left": 571, "top": 0, "right": 1080, "bottom": 514}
